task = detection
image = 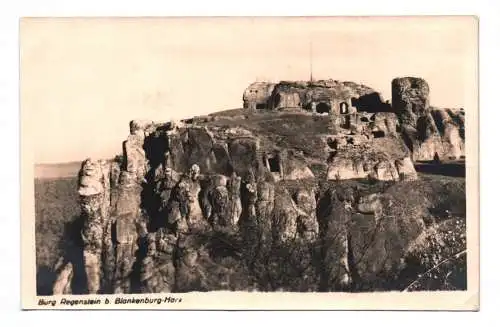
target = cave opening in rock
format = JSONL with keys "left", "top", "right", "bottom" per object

{"left": 256, "top": 103, "right": 267, "bottom": 110}
{"left": 351, "top": 93, "right": 391, "bottom": 113}
{"left": 267, "top": 155, "right": 281, "bottom": 173}
{"left": 372, "top": 130, "right": 385, "bottom": 138}
{"left": 316, "top": 102, "right": 331, "bottom": 114}
{"left": 263, "top": 153, "right": 281, "bottom": 173}
{"left": 360, "top": 116, "right": 369, "bottom": 123}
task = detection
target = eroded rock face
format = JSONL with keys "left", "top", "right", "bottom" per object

{"left": 357, "top": 193, "right": 383, "bottom": 217}
{"left": 294, "top": 188, "right": 319, "bottom": 240}
{"left": 395, "top": 157, "right": 418, "bottom": 181}
{"left": 78, "top": 159, "right": 105, "bottom": 196}
{"left": 78, "top": 159, "right": 108, "bottom": 294}
{"left": 130, "top": 120, "right": 155, "bottom": 136}
{"left": 372, "top": 112, "right": 399, "bottom": 136}
{"left": 123, "top": 134, "right": 147, "bottom": 183}
{"left": 173, "top": 234, "right": 211, "bottom": 292}
{"left": 318, "top": 188, "right": 353, "bottom": 290}
{"left": 210, "top": 183, "right": 230, "bottom": 227}
{"left": 283, "top": 156, "right": 316, "bottom": 180}
{"left": 392, "top": 77, "right": 465, "bottom": 161}
{"left": 326, "top": 151, "right": 401, "bottom": 182}
{"left": 110, "top": 170, "right": 143, "bottom": 293}
{"left": 58, "top": 104, "right": 464, "bottom": 295}
{"left": 243, "top": 82, "right": 276, "bottom": 110}
{"left": 271, "top": 186, "right": 320, "bottom": 242}
{"left": 413, "top": 108, "right": 465, "bottom": 161}
{"left": 392, "top": 77, "right": 430, "bottom": 128}
{"left": 374, "top": 160, "right": 399, "bottom": 181}
{"left": 227, "top": 173, "right": 243, "bottom": 226}
{"left": 52, "top": 260, "right": 73, "bottom": 295}
{"left": 140, "top": 229, "right": 177, "bottom": 293}
{"left": 171, "top": 165, "right": 210, "bottom": 233}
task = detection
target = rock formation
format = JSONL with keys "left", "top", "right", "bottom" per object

{"left": 51, "top": 76, "right": 466, "bottom": 294}
{"left": 392, "top": 77, "right": 465, "bottom": 161}
{"left": 392, "top": 77, "right": 431, "bottom": 128}
{"left": 52, "top": 258, "right": 73, "bottom": 295}
{"left": 140, "top": 228, "right": 176, "bottom": 293}
{"left": 243, "top": 82, "right": 276, "bottom": 110}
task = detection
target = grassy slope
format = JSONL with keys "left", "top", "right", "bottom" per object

{"left": 35, "top": 176, "right": 81, "bottom": 295}
{"left": 206, "top": 109, "right": 331, "bottom": 161}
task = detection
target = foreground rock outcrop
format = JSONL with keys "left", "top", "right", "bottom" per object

{"left": 50, "top": 76, "right": 466, "bottom": 294}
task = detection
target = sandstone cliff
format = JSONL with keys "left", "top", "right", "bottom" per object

{"left": 50, "top": 100, "right": 466, "bottom": 294}
{"left": 392, "top": 77, "right": 465, "bottom": 161}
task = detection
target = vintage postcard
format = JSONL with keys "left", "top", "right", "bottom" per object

{"left": 20, "top": 16, "right": 479, "bottom": 310}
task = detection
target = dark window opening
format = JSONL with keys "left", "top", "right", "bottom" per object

{"left": 266, "top": 154, "right": 281, "bottom": 173}
{"left": 351, "top": 93, "right": 390, "bottom": 113}
{"left": 316, "top": 102, "right": 331, "bottom": 114}
{"left": 360, "top": 117, "right": 369, "bottom": 123}
{"left": 111, "top": 221, "right": 117, "bottom": 244}
{"left": 340, "top": 102, "right": 349, "bottom": 114}
{"left": 373, "top": 130, "right": 385, "bottom": 138}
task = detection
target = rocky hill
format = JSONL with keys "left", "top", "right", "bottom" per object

{"left": 47, "top": 78, "right": 467, "bottom": 295}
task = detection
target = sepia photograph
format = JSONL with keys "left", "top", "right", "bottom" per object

{"left": 20, "top": 16, "right": 479, "bottom": 310}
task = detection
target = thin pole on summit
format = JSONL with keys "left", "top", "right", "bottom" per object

{"left": 309, "top": 40, "right": 313, "bottom": 83}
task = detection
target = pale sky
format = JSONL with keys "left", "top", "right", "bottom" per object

{"left": 20, "top": 17, "right": 478, "bottom": 164}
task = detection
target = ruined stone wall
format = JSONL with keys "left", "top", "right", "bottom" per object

{"left": 243, "top": 82, "right": 276, "bottom": 110}
{"left": 262, "top": 80, "right": 376, "bottom": 114}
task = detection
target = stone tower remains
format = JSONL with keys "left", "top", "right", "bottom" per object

{"left": 391, "top": 77, "right": 430, "bottom": 128}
